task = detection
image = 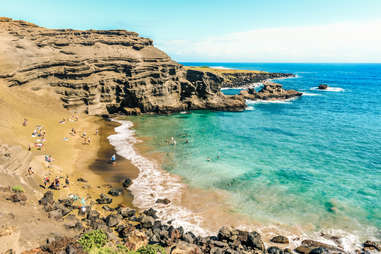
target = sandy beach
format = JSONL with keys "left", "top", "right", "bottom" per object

{"left": 0, "top": 81, "right": 138, "bottom": 252}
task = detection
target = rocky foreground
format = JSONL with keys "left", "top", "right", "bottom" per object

{"left": 1, "top": 188, "right": 375, "bottom": 254}
{"left": 0, "top": 18, "right": 300, "bottom": 116}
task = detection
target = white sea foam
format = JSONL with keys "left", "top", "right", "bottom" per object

{"left": 310, "top": 87, "right": 345, "bottom": 92}
{"left": 246, "top": 99, "right": 293, "bottom": 105}
{"left": 108, "top": 120, "right": 210, "bottom": 236}
{"left": 302, "top": 92, "right": 321, "bottom": 96}
{"left": 245, "top": 106, "right": 255, "bottom": 111}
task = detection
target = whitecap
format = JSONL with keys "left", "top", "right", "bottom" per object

{"left": 310, "top": 87, "right": 345, "bottom": 92}
{"left": 108, "top": 120, "right": 210, "bottom": 236}
{"left": 246, "top": 99, "right": 293, "bottom": 105}
{"left": 302, "top": 92, "right": 321, "bottom": 96}
{"left": 245, "top": 106, "right": 255, "bottom": 111}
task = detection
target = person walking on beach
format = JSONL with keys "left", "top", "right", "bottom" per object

{"left": 111, "top": 154, "right": 116, "bottom": 165}
{"left": 54, "top": 177, "right": 60, "bottom": 189}
{"left": 22, "top": 118, "right": 28, "bottom": 127}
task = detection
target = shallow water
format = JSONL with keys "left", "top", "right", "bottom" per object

{"left": 113, "top": 63, "right": 381, "bottom": 248}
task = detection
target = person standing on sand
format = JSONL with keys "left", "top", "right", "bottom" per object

{"left": 26, "top": 167, "right": 34, "bottom": 176}
{"left": 65, "top": 176, "right": 70, "bottom": 185}
{"left": 44, "top": 177, "right": 49, "bottom": 188}
{"left": 111, "top": 154, "right": 116, "bottom": 165}
{"left": 22, "top": 118, "right": 28, "bottom": 127}
{"left": 95, "top": 128, "right": 99, "bottom": 135}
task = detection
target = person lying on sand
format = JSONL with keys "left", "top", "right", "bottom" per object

{"left": 59, "top": 118, "right": 66, "bottom": 124}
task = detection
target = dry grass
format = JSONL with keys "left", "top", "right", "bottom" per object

{"left": 184, "top": 66, "right": 267, "bottom": 74}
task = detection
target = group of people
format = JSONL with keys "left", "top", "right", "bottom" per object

{"left": 43, "top": 175, "right": 70, "bottom": 190}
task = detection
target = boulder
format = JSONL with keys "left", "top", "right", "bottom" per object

{"left": 87, "top": 209, "right": 100, "bottom": 221}
{"left": 119, "top": 207, "right": 136, "bottom": 218}
{"left": 122, "top": 178, "right": 132, "bottom": 188}
{"left": 143, "top": 208, "right": 158, "bottom": 219}
{"left": 170, "top": 241, "right": 202, "bottom": 254}
{"left": 140, "top": 215, "right": 155, "bottom": 229}
{"left": 108, "top": 188, "right": 123, "bottom": 196}
{"left": 96, "top": 194, "right": 112, "bottom": 204}
{"left": 7, "top": 193, "right": 27, "bottom": 202}
{"left": 309, "top": 247, "right": 329, "bottom": 254}
{"left": 267, "top": 246, "right": 283, "bottom": 254}
{"left": 246, "top": 231, "right": 265, "bottom": 251}
{"left": 105, "top": 214, "right": 122, "bottom": 227}
{"left": 39, "top": 191, "right": 54, "bottom": 206}
{"left": 270, "top": 235, "right": 289, "bottom": 244}
{"left": 156, "top": 198, "right": 171, "bottom": 205}
{"left": 363, "top": 240, "right": 381, "bottom": 251}
{"left": 124, "top": 229, "right": 148, "bottom": 251}
{"left": 48, "top": 209, "right": 63, "bottom": 220}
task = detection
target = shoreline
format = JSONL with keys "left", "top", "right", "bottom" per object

{"left": 106, "top": 118, "right": 365, "bottom": 252}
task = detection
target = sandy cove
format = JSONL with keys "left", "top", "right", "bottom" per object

{"left": 0, "top": 81, "right": 138, "bottom": 252}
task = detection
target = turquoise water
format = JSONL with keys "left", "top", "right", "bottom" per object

{"left": 130, "top": 63, "right": 381, "bottom": 240}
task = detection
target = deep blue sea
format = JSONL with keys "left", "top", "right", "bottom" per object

{"left": 121, "top": 63, "right": 381, "bottom": 247}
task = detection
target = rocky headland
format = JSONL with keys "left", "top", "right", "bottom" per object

{"left": 0, "top": 17, "right": 300, "bottom": 117}
{"left": 185, "top": 67, "right": 295, "bottom": 88}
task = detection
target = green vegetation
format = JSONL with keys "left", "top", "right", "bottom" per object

{"left": 11, "top": 185, "right": 24, "bottom": 192}
{"left": 88, "top": 244, "right": 166, "bottom": 254}
{"left": 78, "top": 230, "right": 108, "bottom": 252}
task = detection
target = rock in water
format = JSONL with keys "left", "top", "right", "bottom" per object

{"left": 240, "top": 81, "right": 302, "bottom": 101}
{"left": 122, "top": 178, "right": 132, "bottom": 188}
{"left": 155, "top": 198, "right": 171, "bottom": 205}
{"left": 318, "top": 84, "right": 328, "bottom": 90}
{"left": 0, "top": 17, "right": 245, "bottom": 115}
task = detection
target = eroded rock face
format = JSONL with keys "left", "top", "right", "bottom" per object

{"left": 0, "top": 17, "right": 245, "bottom": 114}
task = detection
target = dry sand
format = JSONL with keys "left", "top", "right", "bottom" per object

{"left": 0, "top": 80, "right": 138, "bottom": 252}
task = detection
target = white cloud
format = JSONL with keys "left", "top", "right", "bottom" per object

{"left": 157, "top": 20, "right": 381, "bottom": 62}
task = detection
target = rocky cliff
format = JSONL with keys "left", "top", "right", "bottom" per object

{"left": 185, "top": 66, "right": 295, "bottom": 88}
{"left": 0, "top": 17, "right": 245, "bottom": 115}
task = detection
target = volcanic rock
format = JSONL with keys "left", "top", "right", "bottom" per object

{"left": 270, "top": 235, "right": 289, "bottom": 244}
{"left": 0, "top": 18, "right": 246, "bottom": 115}
{"left": 318, "top": 84, "right": 328, "bottom": 90}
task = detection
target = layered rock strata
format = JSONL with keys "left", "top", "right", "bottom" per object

{"left": 220, "top": 72, "right": 295, "bottom": 88}
{"left": 0, "top": 17, "right": 245, "bottom": 115}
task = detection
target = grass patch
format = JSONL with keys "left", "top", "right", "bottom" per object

{"left": 78, "top": 230, "right": 108, "bottom": 252}
{"left": 88, "top": 244, "right": 166, "bottom": 254}
{"left": 11, "top": 185, "right": 24, "bottom": 193}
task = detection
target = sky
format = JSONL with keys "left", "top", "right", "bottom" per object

{"left": 2, "top": 0, "right": 381, "bottom": 62}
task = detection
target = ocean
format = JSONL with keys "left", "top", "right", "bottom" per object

{"left": 108, "top": 63, "right": 381, "bottom": 251}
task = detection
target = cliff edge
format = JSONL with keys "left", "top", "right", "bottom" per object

{"left": 0, "top": 17, "right": 245, "bottom": 115}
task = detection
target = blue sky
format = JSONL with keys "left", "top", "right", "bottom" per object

{"left": 2, "top": 0, "right": 381, "bottom": 62}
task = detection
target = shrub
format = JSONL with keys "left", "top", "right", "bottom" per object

{"left": 78, "top": 230, "right": 108, "bottom": 252}
{"left": 11, "top": 185, "right": 24, "bottom": 193}
{"left": 88, "top": 244, "right": 166, "bottom": 254}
